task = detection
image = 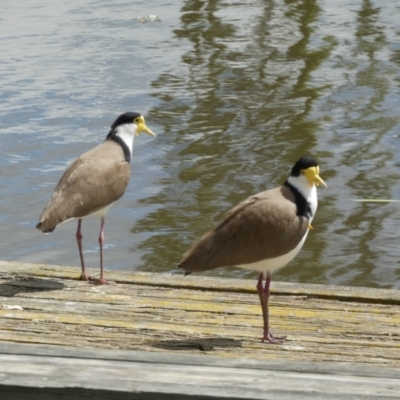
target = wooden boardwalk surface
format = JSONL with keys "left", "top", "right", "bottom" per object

{"left": 1, "top": 261, "right": 400, "bottom": 398}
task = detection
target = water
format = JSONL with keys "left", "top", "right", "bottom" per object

{"left": 1, "top": 0, "right": 400, "bottom": 289}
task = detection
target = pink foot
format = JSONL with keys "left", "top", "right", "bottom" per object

{"left": 88, "top": 276, "right": 109, "bottom": 285}
{"left": 78, "top": 273, "right": 90, "bottom": 281}
{"left": 262, "top": 331, "right": 287, "bottom": 344}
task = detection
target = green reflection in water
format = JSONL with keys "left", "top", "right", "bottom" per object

{"left": 133, "top": 0, "right": 336, "bottom": 281}
{"left": 308, "top": 0, "right": 400, "bottom": 288}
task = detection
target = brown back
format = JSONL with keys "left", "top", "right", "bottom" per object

{"left": 178, "top": 185, "right": 309, "bottom": 272}
{"left": 37, "top": 140, "right": 131, "bottom": 232}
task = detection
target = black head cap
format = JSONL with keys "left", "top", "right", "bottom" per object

{"left": 110, "top": 112, "right": 142, "bottom": 131}
{"left": 105, "top": 112, "right": 142, "bottom": 163}
{"left": 291, "top": 156, "right": 319, "bottom": 177}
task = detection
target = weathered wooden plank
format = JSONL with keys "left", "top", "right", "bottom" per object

{"left": 1, "top": 343, "right": 400, "bottom": 400}
{"left": 0, "top": 261, "right": 399, "bottom": 369}
{"left": 2, "top": 260, "right": 400, "bottom": 303}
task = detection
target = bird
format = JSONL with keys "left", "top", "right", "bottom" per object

{"left": 36, "top": 112, "right": 155, "bottom": 285}
{"left": 178, "top": 157, "right": 326, "bottom": 343}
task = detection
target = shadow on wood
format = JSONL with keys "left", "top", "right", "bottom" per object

{"left": 151, "top": 338, "right": 242, "bottom": 352}
{"left": 0, "top": 278, "right": 65, "bottom": 297}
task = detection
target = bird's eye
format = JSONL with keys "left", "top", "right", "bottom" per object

{"left": 301, "top": 170, "right": 305, "bottom": 175}
{"left": 134, "top": 118, "right": 139, "bottom": 123}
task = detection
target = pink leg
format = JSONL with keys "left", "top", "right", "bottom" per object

{"left": 90, "top": 217, "right": 109, "bottom": 285}
{"left": 256, "top": 272, "right": 286, "bottom": 344}
{"left": 76, "top": 219, "right": 89, "bottom": 281}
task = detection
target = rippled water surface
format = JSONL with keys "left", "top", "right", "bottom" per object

{"left": 1, "top": 0, "right": 400, "bottom": 288}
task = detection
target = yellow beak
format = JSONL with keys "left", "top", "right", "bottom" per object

{"left": 304, "top": 166, "right": 327, "bottom": 188}
{"left": 136, "top": 116, "right": 155, "bottom": 137}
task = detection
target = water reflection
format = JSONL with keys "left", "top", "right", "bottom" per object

{"left": 309, "top": 0, "right": 400, "bottom": 287}
{"left": 135, "top": 0, "right": 336, "bottom": 280}
{"left": 134, "top": 0, "right": 400, "bottom": 289}
{"left": 334, "top": 0, "right": 400, "bottom": 287}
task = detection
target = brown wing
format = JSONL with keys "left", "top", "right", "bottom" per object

{"left": 37, "top": 140, "right": 131, "bottom": 232}
{"left": 178, "top": 186, "right": 309, "bottom": 272}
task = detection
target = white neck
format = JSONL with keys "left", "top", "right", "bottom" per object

{"left": 287, "top": 175, "right": 318, "bottom": 222}
{"left": 114, "top": 123, "right": 138, "bottom": 156}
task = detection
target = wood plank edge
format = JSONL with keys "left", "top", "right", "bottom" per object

{"left": 1, "top": 342, "right": 400, "bottom": 379}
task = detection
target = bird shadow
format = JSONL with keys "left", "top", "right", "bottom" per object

{"left": 151, "top": 337, "right": 242, "bottom": 352}
{"left": 0, "top": 276, "right": 65, "bottom": 297}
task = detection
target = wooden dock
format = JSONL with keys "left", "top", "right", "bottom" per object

{"left": 1, "top": 260, "right": 400, "bottom": 399}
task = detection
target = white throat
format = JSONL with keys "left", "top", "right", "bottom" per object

{"left": 114, "top": 123, "right": 138, "bottom": 156}
{"left": 287, "top": 175, "right": 318, "bottom": 223}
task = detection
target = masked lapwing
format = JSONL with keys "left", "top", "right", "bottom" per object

{"left": 36, "top": 112, "right": 155, "bottom": 285}
{"left": 178, "top": 157, "right": 326, "bottom": 343}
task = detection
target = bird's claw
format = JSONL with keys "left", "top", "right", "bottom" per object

{"left": 88, "top": 276, "right": 110, "bottom": 285}
{"left": 78, "top": 273, "right": 90, "bottom": 281}
{"left": 262, "top": 331, "right": 287, "bottom": 344}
